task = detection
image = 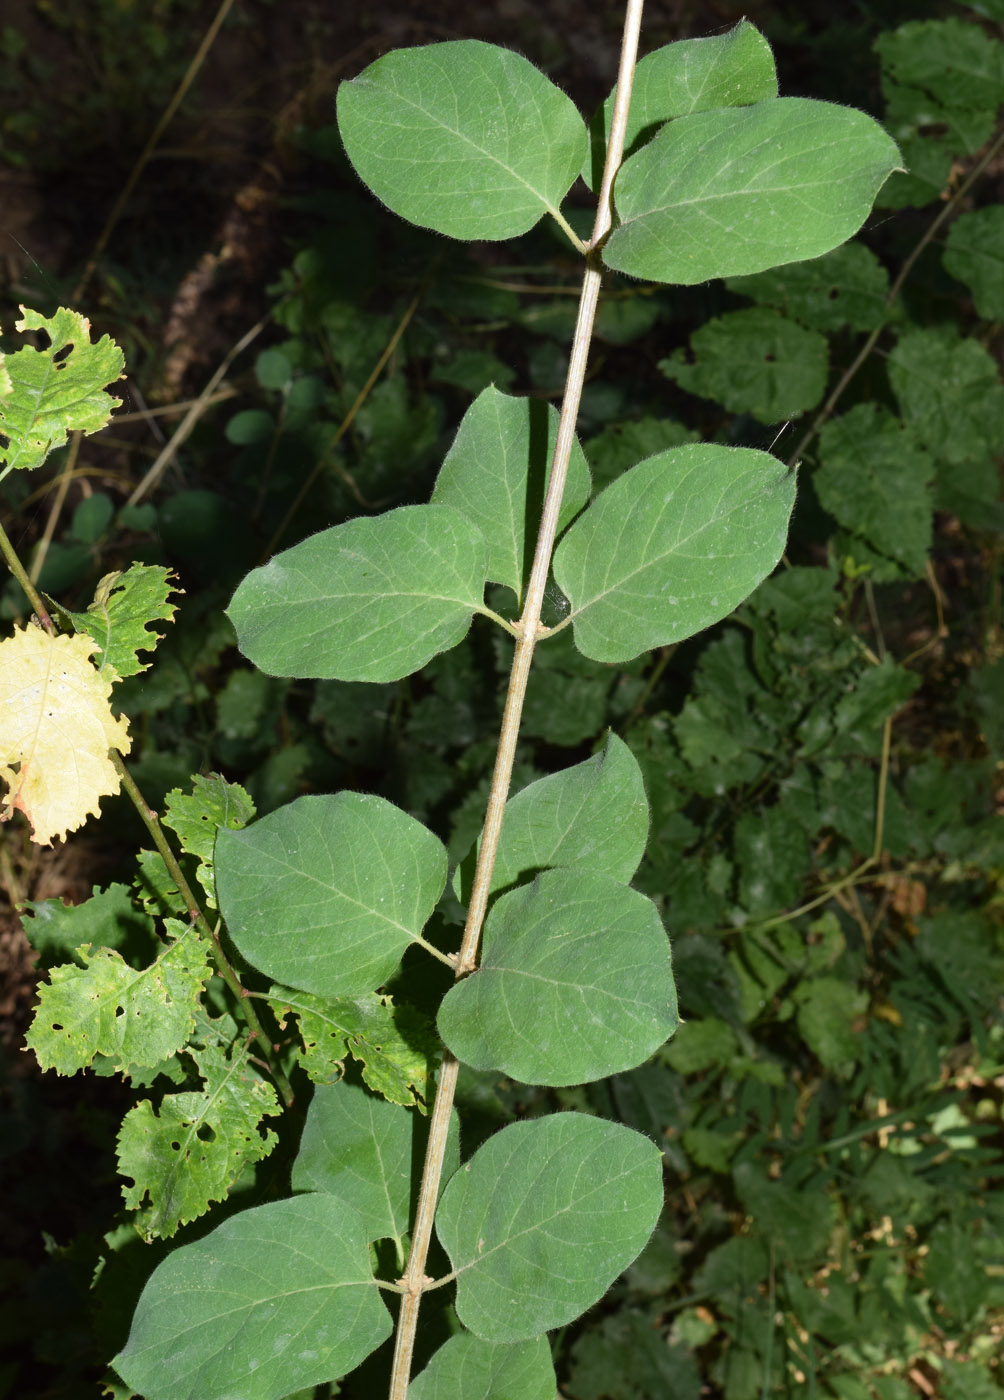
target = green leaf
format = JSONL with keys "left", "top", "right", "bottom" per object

{"left": 792, "top": 976, "right": 868, "bottom": 1069}
{"left": 603, "top": 98, "right": 901, "bottom": 285}
{"left": 432, "top": 388, "right": 591, "bottom": 602}
{"left": 228, "top": 505, "right": 489, "bottom": 682}
{"left": 268, "top": 987, "right": 439, "bottom": 1108}
{"left": 660, "top": 309, "right": 828, "bottom": 423}
{"left": 567, "top": 1309, "right": 702, "bottom": 1400}
{"left": 585, "top": 21, "right": 777, "bottom": 188}
{"left": 162, "top": 773, "right": 256, "bottom": 910}
{"left": 875, "top": 18, "right": 1004, "bottom": 114}
{"left": 734, "top": 802, "right": 812, "bottom": 915}
{"left": 726, "top": 241, "right": 890, "bottom": 332}
{"left": 336, "top": 41, "right": 587, "bottom": 241}
{"left": 117, "top": 1040, "right": 281, "bottom": 1240}
{"left": 436, "top": 1113, "right": 664, "bottom": 1342}
{"left": 60, "top": 563, "right": 178, "bottom": 680}
{"left": 0, "top": 305, "right": 124, "bottom": 476}
{"left": 733, "top": 1161, "right": 834, "bottom": 1260}
{"left": 887, "top": 328, "right": 1004, "bottom": 470}
{"left": 112, "top": 1195, "right": 392, "bottom": 1400}
{"left": 215, "top": 793, "right": 448, "bottom": 996}
{"left": 25, "top": 922, "right": 212, "bottom": 1075}
{"left": 942, "top": 205, "right": 1004, "bottom": 320}
{"left": 584, "top": 417, "right": 698, "bottom": 493}
{"left": 439, "top": 868, "right": 677, "bottom": 1086}
{"left": 456, "top": 731, "right": 649, "bottom": 904}
{"left": 553, "top": 444, "right": 796, "bottom": 663}
{"left": 291, "top": 1079, "right": 458, "bottom": 1248}
{"left": 19, "top": 881, "right": 155, "bottom": 970}
{"left": 410, "top": 1333, "right": 556, "bottom": 1400}
{"left": 815, "top": 404, "right": 933, "bottom": 579}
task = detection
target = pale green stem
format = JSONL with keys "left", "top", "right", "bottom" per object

{"left": 0, "top": 518, "right": 54, "bottom": 632}
{"left": 386, "top": 4, "right": 647, "bottom": 1396}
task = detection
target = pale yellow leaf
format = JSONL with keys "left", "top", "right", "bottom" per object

{"left": 0, "top": 625, "right": 131, "bottom": 845}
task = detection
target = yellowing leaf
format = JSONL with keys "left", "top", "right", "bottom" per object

{"left": 0, "top": 625, "right": 130, "bottom": 846}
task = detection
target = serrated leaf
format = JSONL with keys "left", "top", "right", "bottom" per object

{"left": 228, "top": 504, "right": 488, "bottom": 682}
{"left": 60, "top": 563, "right": 179, "bottom": 680}
{"left": 567, "top": 1310, "right": 701, "bottom": 1400}
{"left": 162, "top": 773, "right": 256, "bottom": 911}
{"left": 603, "top": 98, "right": 901, "bottom": 285}
{"left": 436, "top": 1114, "right": 664, "bottom": 1342}
{"left": 25, "top": 922, "right": 211, "bottom": 1075}
{"left": 943, "top": 206, "right": 1004, "bottom": 320}
{"left": 887, "top": 328, "right": 1004, "bottom": 469}
{"left": 0, "top": 305, "right": 124, "bottom": 476}
{"left": 553, "top": 444, "right": 796, "bottom": 663}
{"left": 19, "top": 881, "right": 155, "bottom": 970}
{"left": 116, "top": 1039, "right": 280, "bottom": 1240}
{"left": 660, "top": 308, "right": 828, "bottom": 423}
{"left": 112, "top": 1194, "right": 392, "bottom": 1400}
{"left": 727, "top": 240, "right": 890, "bottom": 332}
{"left": 268, "top": 986, "right": 439, "bottom": 1108}
{"left": 291, "top": 1079, "right": 458, "bottom": 1248}
{"left": 431, "top": 388, "right": 591, "bottom": 603}
{"left": 0, "top": 625, "right": 131, "bottom": 845}
{"left": 875, "top": 18, "right": 1004, "bottom": 114}
{"left": 439, "top": 869, "right": 677, "bottom": 1086}
{"left": 456, "top": 731, "right": 649, "bottom": 904}
{"left": 216, "top": 793, "right": 447, "bottom": 996}
{"left": 815, "top": 404, "right": 933, "bottom": 579}
{"left": 410, "top": 1333, "right": 556, "bottom": 1400}
{"left": 733, "top": 1161, "right": 835, "bottom": 1260}
{"left": 584, "top": 21, "right": 777, "bottom": 188}
{"left": 337, "top": 41, "right": 587, "bottom": 241}
{"left": 792, "top": 976, "right": 868, "bottom": 1069}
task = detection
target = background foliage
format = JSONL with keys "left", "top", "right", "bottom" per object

{"left": 0, "top": 0, "right": 1002, "bottom": 1397}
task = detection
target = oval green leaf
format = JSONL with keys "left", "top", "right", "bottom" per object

{"left": 603, "top": 98, "right": 901, "bottom": 285}
{"left": 432, "top": 388, "right": 591, "bottom": 602}
{"left": 439, "top": 868, "right": 677, "bottom": 1086}
{"left": 436, "top": 1113, "right": 664, "bottom": 1342}
{"left": 215, "top": 793, "right": 447, "bottom": 996}
{"left": 337, "top": 41, "right": 587, "bottom": 242}
{"left": 112, "top": 1194, "right": 392, "bottom": 1400}
{"left": 228, "top": 504, "right": 488, "bottom": 682}
{"left": 553, "top": 443, "right": 796, "bottom": 663}
{"left": 584, "top": 21, "right": 777, "bottom": 188}
{"left": 409, "top": 1333, "right": 556, "bottom": 1400}
{"left": 454, "top": 730, "right": 649, "bottom": 904}
{"left": 292, "top": 1080, "right": 459, "bottom": 1249}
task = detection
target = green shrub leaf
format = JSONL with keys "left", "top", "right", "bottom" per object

{"left": 60, "top": 562, "right": 178, "bottom": 680}
{"left": 432, "top": 387, "right": 591, "bottom": 602}
{"left": 25, "top": 922, "right": 211, "bottom": 1075}
{"left": 436, "top": 1113, "right": 664, "bottom": 1342}
{"left": 268, "top": 987, "right": 439, "bottom": 1108}
{"left": 215, "top": 793, "right": 448, "bottom": 996}
{"left": 228, "top": 505, "right": 489, "bottom": 682}
{"left": 439, "top": 868, "right": 677, "bottom": 1085}
{"left": 943, "top": 206, "right": 1004, "bottom": 320}
{"left": 410, "top": 1333, "right": 556, "bottom": 1400}
{"left": 727, "top": 240, "right": 890, "bottom": 332}
{"left": 456, "top": 731, "right": 649, "bottom": 903}
{"left": 585, "top": 21, "right": 777, "bottom": 188}
{"left": 553, "top": 444, "right": 796, "bottom": 662}
{"left": 660, "top": 308, "right": 829, "bottom": 423}
{"left": 603, "top": 98, "right": 901, "bottom": 285}
{"left": 117, "top": 1040, "right": 281, "bottom": 1240}
{"left": 815, "top": 404, "right": 933, "bottom": 579}
{"left": 163, "top": 774, "right": 256, "bottom": 910}
{"left": 291, "top": 1079, "right": 459, "bottom": 1246}
{"left": 112, "top": 1195, "right": 392, "bottom": 1400}
{"left": 336, "top": 41, "right": 587, "bottom": 241}
{"left": 0, "top": 305, "right": 123, "bottom": 476}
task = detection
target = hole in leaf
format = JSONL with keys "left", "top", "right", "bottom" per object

{"left": 195, "top": 1124, "right": 215, "bottom": 1142}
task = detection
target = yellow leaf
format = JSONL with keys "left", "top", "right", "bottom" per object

{"left": 0, "top": 624, "right": 131, "bottom": 846}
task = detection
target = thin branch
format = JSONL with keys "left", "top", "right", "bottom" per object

{"left": 0, "top": 518, "right": 54, "bottom": 632}
{"left": 386, "top": 5, "right": 647, "bottom": 1396}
